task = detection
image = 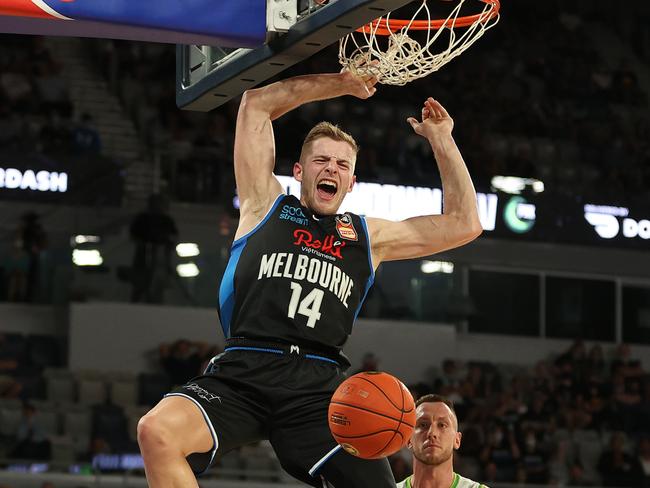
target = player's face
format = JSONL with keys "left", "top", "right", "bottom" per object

{"left": 408, "top": 402, "right": 461, "bottom": 467}
{"left": 294, "top": 137, "right": 356, "bottom": 216}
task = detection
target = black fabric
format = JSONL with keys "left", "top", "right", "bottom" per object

{"left": 318, "top": 448, "right": 395, "bottom": 488}
{"left": 223, "top": 337, "right": 351, "bottom": 369}
{"left": 169, "top": 349, "right": 395, "bottom": 487}
{"left": 219, "top": 194, "right": 373, "bottom": 351}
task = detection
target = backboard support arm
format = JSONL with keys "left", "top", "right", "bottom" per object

{"left": 176, "top": 0, "right": 413, "bottom": 111}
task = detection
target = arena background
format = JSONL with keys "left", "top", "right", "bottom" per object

{"left": 0, "top": 0, "right": 649, "bottom": 486}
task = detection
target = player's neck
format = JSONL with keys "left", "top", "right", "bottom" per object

{"left": 412, "top": 458, "right": 455, "bottom": 488}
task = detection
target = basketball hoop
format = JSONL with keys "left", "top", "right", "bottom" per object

{"left": 339, "top": 0, "right": 500, "bottom": 85}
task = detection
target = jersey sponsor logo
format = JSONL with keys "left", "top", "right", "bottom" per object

{"left": 257, "top": 252, "right": 355, "bottom": 307}
{"left": 293, "top": 229, "right": 345, "bottom": 260}
{"left": 335, "top": 214, "right": 358, "bottom": 241}
{"left": 279, "top": 204, "right": 309, "bottom": 226}
{"left": 183, "top": 383, "right": 222, "bottom": 403}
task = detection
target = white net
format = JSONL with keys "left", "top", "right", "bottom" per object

{"left": 339, "top": 0, "right": 500, "bottom": 85}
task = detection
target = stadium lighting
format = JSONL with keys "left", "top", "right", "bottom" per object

{"left": 491, "top": 176, "right": 544, "bottom": 195}
{"left": 531, "top": 180, "right": 545, "bottom": 193}
{"left": 72, "top": 249, "right": 103, "bottom": 266}
{"left": 176, "top": 243, "right": 200, "bottom": 257}
{"left": 73, "top": 235, "right": 100, "bottom": 245}
{"left": 420, "top": 260, "right": 454, "bottom": 274}
{"left": 177, "top": 262, "right": 200, "bottom": 278}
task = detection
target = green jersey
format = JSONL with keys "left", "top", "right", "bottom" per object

{"left": 397, "top": 472, "right": 487, "bottom": 488}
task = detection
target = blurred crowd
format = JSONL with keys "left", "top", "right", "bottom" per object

{"left": 0, "top": 36, "right": 101, "bottom": 156}
{"left": 1, "top": 1, "right": 650, "bottom": 486}
{"left": 0, "top": 3, "right": 648, "bottom": 208}
{"left": 1, "top": 1, "right": 649, "bottom": 308}
{"left": 1, "top": 213, "right": 47, "bottom": 303}
{"left": 383, "top": 340, "right": 650, "bottom": 487}
{"left": 3, "top": 329, "right": 649, "bottom": 488}
{"left": 81, "top": 0, "right": 650, "bottom": 205}
{"left": 0, "top": 332, "right": 219, "bottom": 470}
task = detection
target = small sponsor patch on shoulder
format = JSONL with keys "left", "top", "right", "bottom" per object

{"left": 335, "top": 214, "right": 358, "bottom": 241}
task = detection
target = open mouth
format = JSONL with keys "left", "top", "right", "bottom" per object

{"left": 317, "top": 180, "right": 337, "bottom": 200}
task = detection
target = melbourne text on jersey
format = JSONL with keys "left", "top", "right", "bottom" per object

{"left": 258, "top": 252, "right": 354, "bottom": 307}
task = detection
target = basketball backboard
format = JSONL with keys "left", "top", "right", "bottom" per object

{"left": 176, "top": 0, "right": 414, "bottom": 112}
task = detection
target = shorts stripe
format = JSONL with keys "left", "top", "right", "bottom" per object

{"left": 305, "top": 354, "right": 339, "bottom": 365}
{"left": 165, "top": 392, "right": 219, "bottom": 474}
{"left": 225, "top": 346, "right": 283, "bottom": 354}
{"left": 225, "top": 346, "right": 341, "bottom": 366}
{"left": 308, "top": 444, "right": 342, "bottom": 476}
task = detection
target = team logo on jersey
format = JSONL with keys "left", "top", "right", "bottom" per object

{"left": 293, "top": 229, "right": 345, "bottom": 259}
{"left": 335, "top": 214, "right": 358, "bottom": 241}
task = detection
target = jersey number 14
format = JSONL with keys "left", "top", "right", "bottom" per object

{"left": 287, "top": 282, "right": 324, "bottom": 328}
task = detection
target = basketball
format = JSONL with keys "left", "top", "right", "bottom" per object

{"left": 328, "top": 372, "right": 416, "bottom": 459}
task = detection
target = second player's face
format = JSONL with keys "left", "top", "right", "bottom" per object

{"left": 409, "top": 402, "right": 461, "bottom": 466}
{"left": 294, "top": 137, "right": 356, "bottom": 216}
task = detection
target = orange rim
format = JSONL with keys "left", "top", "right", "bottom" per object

{"left": 357, "top": 0, "right": 500, "bottom": 36}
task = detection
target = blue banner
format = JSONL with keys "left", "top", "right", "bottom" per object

{"left": 0, "top": 0, "right": 266, "bottom": 46}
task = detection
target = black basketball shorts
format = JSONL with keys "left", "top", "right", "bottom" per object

{"left": 166, "top": 346, "right": 396, "bottom": 487}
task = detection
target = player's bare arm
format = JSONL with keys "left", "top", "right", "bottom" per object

{"left": 367, "top": 98, "right": 483, "bottom": 267}
{"left": 234, "top": 71, "right": 378, "bottom": 240}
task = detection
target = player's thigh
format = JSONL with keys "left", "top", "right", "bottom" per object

{"left": 138, "top": 395, "right": 213, "bottom": 456}
{"left": 271, "top": 422, "right": 396, "bottom": 488}
{"left": 165, "top": 376, "right": 269, "bottom": 474}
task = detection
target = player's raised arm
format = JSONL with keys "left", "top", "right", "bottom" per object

{"left": 367, "top": 98, "right": 483, "bottom": 266}
{"left": 234, "top": 71, "right": 377, "bottom": 238}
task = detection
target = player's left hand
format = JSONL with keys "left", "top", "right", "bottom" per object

{"left": 407, "top": 98, "right": 454, "bottom": 140}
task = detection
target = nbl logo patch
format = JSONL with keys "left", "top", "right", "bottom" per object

{"left": 335, "top": 214, "right": 358, "bottom": 241}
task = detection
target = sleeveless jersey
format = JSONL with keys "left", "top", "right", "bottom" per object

{"left": 218, "top": 194, "right": 374, "bottom": 351}
{"left": 397, "top": 472, "right": 487, "bottom": 488}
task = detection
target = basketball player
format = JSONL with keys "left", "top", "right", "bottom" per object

{"left": 398, "top": 395, "right": 487, "bottom": 488}
{"left": 137, "top": 69, "right": 482, "bottom": 487}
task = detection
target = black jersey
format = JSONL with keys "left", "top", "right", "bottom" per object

{"left": 218, "top": 194, "right": 374, "bottom": 351}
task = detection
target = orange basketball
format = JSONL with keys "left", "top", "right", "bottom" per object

{"left": 328, "top": 371, "right": 415, "bottom": 459}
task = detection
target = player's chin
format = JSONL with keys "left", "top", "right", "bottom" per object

{"left": 315, "top": 197, "right": 339, "bottom": 215}
{"left": 315, "top": 205, "right": 335, "bottom": 216}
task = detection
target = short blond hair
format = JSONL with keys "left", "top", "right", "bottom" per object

{"left": 299, "top": 122, "right": 359, "bottom": 162}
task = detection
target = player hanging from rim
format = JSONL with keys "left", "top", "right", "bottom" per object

{"left": 398, "top": 394, "right": 487, "bottom": 488}
{"left": 136, "top": 67, "right": 482, "bottom": 487}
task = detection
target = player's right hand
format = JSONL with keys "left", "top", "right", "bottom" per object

{"left": 340, "top": 61, "right": 378, "bottom": 99}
